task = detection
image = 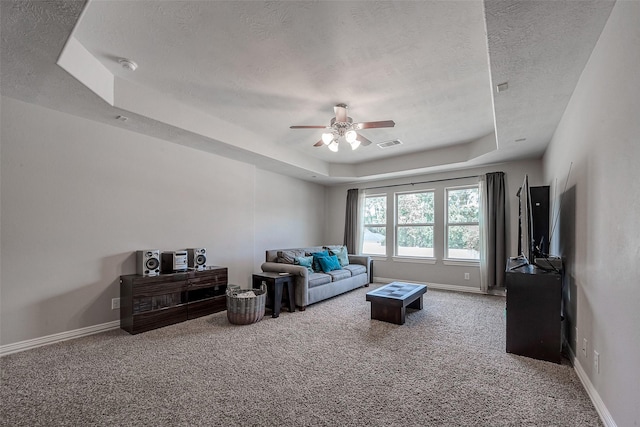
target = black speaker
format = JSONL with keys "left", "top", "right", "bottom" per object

{"left": 530, "top": 186, "right": 550, "bottom": 256}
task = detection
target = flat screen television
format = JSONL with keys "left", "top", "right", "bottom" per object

{"left": 516, "top": 174, "right": 534, "bottom": 265}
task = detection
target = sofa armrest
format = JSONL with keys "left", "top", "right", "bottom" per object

{"left": 347, "top": 254, "right": 371, "bottom": 267}
{"left": 261, "top": 262, "right": 307, "bottom": 278}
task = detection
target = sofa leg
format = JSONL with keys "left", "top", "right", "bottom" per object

{"left": 297, "top": 305, "right": 306, "bottom": 311}
{"left": 364, "top": 283, "right": 370, "bottom": 287}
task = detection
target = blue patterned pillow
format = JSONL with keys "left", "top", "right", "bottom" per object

{"left": 294, "top": 256, "right": 314, "bottom": 273}
{"left": 309, "top": 250, "right": 329, "bottom": 272}
{"left": 328, "top": 246, "right": 349, "bottom": 266}
{"left": 318, "top": 255, "right": 342, "bottom": 273}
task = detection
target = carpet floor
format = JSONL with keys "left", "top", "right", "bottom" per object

{"left": 0, "top": 285, "right": 601, "bottom": 426}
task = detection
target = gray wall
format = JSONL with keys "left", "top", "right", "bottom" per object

{"left": 542, "top": 2, "right": 639, "bottom": 425}
{"left": 325, "top": 160, "right": 542, "bottom": 290}
{"left": 0, "top": 96, "right": 326, "bottom": 346}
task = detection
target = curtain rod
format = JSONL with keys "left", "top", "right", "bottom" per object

{"left": 358, "top": 174, "right": 483, "bottom": 191}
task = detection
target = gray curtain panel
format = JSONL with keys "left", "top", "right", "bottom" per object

{"left": 343, "top": 188, "right": 359, "bottom": 253}
{"left": 486, "top": 172, "right": 506, "bottom": 288}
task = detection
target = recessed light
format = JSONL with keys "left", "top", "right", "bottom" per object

{"left": 496, "top": 82, "right": 509, "bottom": 93}
{"left": 118, "top": 58, "right": 138, "bottom": 71}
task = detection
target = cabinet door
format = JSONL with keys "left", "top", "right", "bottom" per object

{"left": 506, "top": 270, "right": 561, "bottom": 363}
{"left": 131, "top": 306, "right": 188, "bottom": 334}
{"left": 121, "top": 274, "right": 189, "bottom": 334}
{"left": 131, "top": 279, "right": 188, "bottom": 314}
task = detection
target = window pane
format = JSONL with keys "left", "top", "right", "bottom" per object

{"left": 362, "top": 227, "right": 386, "bottom": 255}
{"left": 447, "top": 188, "right": 479, "bottom": 223}
{"left": 397, "top": 226, "right": 434, "bottom": 257}
{"left": 398, "top": 192, "right": 434, "bottom": 224}
{"left": 364, "top": 196, "right": 386, "bottom": 224}
{"left": 447, "top": 225, "right": 480, "bottom": 259}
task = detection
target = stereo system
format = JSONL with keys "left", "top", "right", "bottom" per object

{"left": 162, "top": 250, "right": 189, "bottom": 273}
{"left": 136, "top": 250, "right": 161, "bottom": 276}
{"left": 186, "top": 248, "right": 207, "bottom": 271}
{"left": 137, "top": 248, "right": 207, "bottom": 275}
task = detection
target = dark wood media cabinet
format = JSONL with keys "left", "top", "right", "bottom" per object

{"left": 120, "top": 267, "right": 228, "bottom": 334}
{"left": 505, "top": 259, "right": 562, "bottom": 363}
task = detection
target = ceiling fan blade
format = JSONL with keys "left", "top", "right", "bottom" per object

{"left": 290, "top": 125, "right": 329, "bottom": 129}
{"left": 313, "top": 140, "right": 324, "bottom": 147}
{"left": 356, "top": 134, "right": 373, "bottom": 146}
{"left": 334, "top": 104, "right": 348, "bottom": 123}
{"left": 354, "top": 120, "right": 395, "bottom": 129}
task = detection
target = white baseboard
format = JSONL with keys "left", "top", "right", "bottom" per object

{"left": 374, "top": 277, "right": 486, "bottom": 294}
{"left": 573, "top": 356, "right": 618, "bottom": 427}
{"left": 562, "top": 338, "right": 617, "bottom": 426}
{"left": 0, "top": 320, "right": 120, "bottom": 357}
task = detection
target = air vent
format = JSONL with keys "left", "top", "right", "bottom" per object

{"left": 377, "top": 139, "right": 403, "bottom": 149}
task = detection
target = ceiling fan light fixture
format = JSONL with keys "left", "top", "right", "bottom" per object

{"left": 322, "top": 132, "right": 334, "bottom": 145}
{"left": 328, "top": 141, "right": 339, "bottom": 152}
{"left": 349, "top": 139, "right": 361, "bottom": 150}
{"left": 345, "top": 130, "right": 358, "bottom": 143}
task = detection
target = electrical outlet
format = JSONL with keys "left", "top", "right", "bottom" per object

{"left": 464, "top": 273, "right": 470, "bottom": 280}
{"left": 594, "top": 351, "right": 600, "bottom": 373}
{"left": 582, "top": 338, "right": 588, "bottom": 358}
{"left": 111, "top": 298, "right": 121, "bottom": 310}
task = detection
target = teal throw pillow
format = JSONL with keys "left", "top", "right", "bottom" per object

{"left": 309, "top": 250, "right": 329, "bottom": 272}
{"left": 294, "top": 256, "right": 314, "bottom": 273}
{"left": 329, "top": 246, "right": 349, "bottom": 266}
{"left": 318, "top": 255, "right": 342, "bottom": 273}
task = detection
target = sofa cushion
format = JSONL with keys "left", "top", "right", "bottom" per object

{"left": 343, "top": 264, "right": 367, "bottom": 276}
{"left": 308, "top": 272, "right": 331, "bottom": 288}
{"left": 277, "top": 249, "right": 305, "bottom": 264}
{"left": 318, "top": 254, "right": 342, "bottom": 273}
{"left": 294, "top": 255, "right": 314, "bottom": 273}
{"left": 327, "top": 269, "right": 351, "bottom": 282}
{"left": 326, "top": 245, "right": 349, "bottom": 266}
{"left": 309, "top": 250, "right": 330, "bottom": 272}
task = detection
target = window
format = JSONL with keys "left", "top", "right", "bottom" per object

{"left": 396, "top": 191, "right": 434, "bottom": 257}
{"left": 446, "top": 186, "right": 480, "bottom": 260}
{"left": 362, "top": 195, "right": 386, "bottom": 255}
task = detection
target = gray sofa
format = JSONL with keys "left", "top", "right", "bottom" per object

{"left": 261, "top": 246, "right": 371, "bottom": 310}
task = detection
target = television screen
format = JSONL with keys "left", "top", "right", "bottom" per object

{"left": 517, "top": 174, "right": 534, "bottom": 264}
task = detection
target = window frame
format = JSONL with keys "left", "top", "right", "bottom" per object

{"left": 394, "top": 189, "right": 436, "bottom": 259}
{"left": 361, "top": 194, "right": 387, "bottom": 256}
{"left": 445, "top": 185, "right": 480, "bottom": 262}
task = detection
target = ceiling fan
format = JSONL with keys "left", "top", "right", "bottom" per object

{"left": 290, "top": 104, "right": 395, "bottom": 152}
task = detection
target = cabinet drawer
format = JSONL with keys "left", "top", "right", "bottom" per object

{"left": 188, "top": 297, "right": 226, "bottom": 319}
{"left": 189, "top": 270, "right": 228, "bottom": 289}
{"left": 132, "top": 280, "right": 188, "bottom": 298}
{"left": 130, "top": 305, "right": 188, "bottom": 334}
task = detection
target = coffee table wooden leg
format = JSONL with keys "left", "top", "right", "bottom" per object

{"left": 407, "top": 295, "right": 423, "bottom": 310}
{"left": 371, "top": 303, "right": 405, "bottom": 325}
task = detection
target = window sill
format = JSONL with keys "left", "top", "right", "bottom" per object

{"left": 391, "top": 256, "right": 437, "bottom": 264}
{"left": 363, "top": 255, "right": 388, "bottom": 262}
{"left": 442, "top": 259, "right": 480, "bottom": 267}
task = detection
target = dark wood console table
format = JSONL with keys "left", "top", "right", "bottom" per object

{"left": 505, "top": 259, "right": 562, "bottom": 363}
{"left": 120, "top": 267, "right": 228, "bottom": 334}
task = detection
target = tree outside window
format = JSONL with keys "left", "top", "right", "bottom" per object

{"left": 362, "top": 195, "right": 386, "bottom": 255}
{"left": 446, "top": 187, "right": 480, "bottom": 260}
{"left": 396, "top": 191, "right": 434, "bottom": 257}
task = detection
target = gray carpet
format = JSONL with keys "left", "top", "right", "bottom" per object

{"left": 0, "top": 285, "right": 601, "bottom": 426}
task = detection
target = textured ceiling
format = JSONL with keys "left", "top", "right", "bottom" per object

{"left": 1, "top": 0, "right": 615, "bottom": 184}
